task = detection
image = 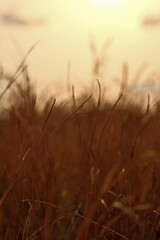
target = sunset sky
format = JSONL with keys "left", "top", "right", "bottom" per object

{"left": 1, "top": 0, "right": 160, "bottom": 97}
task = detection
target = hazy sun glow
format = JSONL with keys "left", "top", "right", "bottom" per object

{"left": 90, "top": 0, "right": 126, "bottom": 7}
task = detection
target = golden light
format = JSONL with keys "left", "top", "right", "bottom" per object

{"left": 90, "top": 0, "right": 127, "bottom": 7}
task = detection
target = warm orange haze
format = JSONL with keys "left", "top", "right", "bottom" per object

{"left": 1, "top": 1, "right": 160, "bottom": 239}
{"left": 90, "top": 0, "right": 127, "bottom": 7}
{"left": 0, "top": 0, "right": 160, "bottom": 97}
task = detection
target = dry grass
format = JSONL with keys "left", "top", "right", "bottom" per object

{"left": 0, "top": 62, "right": 160, "bottom": 240}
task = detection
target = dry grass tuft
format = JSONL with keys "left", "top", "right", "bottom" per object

{"left": 0, "top": 62, "right": 160, "bottom": 240}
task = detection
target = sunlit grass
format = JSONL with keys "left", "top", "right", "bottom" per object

{"left": 0, "top": 52, "right": 160, "bottom": 239}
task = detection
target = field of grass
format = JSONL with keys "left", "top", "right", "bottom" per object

{"left": 0, "top": 62, "right": 160, "bottom": 240}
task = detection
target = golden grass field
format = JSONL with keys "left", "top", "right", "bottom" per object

{"left": 0, "top": 55, "right": 160, "bottom": 240}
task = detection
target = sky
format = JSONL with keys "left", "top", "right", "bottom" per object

{"left": 0, "top": 0, "right": 160, "bottom": 98}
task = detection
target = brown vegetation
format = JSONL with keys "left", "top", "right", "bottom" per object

{"left": 0, "top": 63, "right": 160, "bottom": 240}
